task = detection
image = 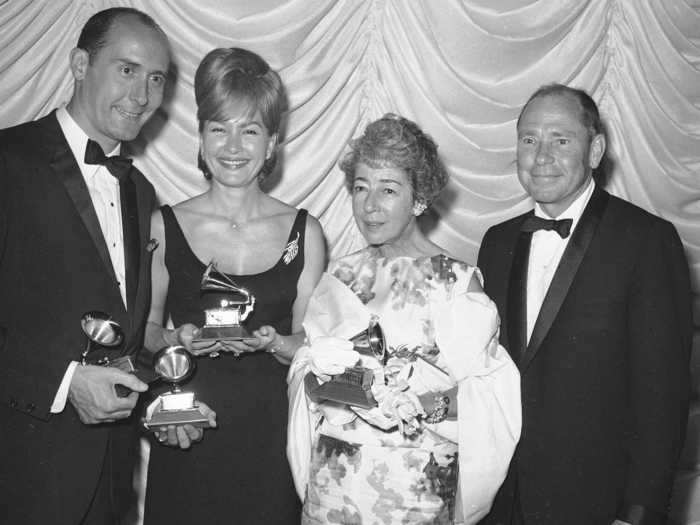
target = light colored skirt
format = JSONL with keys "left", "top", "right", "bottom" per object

{"left": 302, "top": 434, "right": 458, "bottom": 524}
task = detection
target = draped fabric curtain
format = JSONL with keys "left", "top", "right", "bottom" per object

{"left": 1, "top": 0, "right": 698, "bottom": 299}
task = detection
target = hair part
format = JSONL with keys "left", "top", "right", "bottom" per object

{"left": 194, "top": 48, "right": 286, "bottom": 181}
{"left": 76, "top": 7, "right": 167, "bottom": 63}
{"left": 339, "top": 113, "right": 448, "bottom": 208}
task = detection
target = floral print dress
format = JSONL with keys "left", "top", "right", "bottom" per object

{"left": 300, "top": 250, "right": 485, "bottom": 524}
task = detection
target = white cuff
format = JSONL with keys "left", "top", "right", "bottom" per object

{"left": 50, "top": 361, "right": 79, "bottom": 413}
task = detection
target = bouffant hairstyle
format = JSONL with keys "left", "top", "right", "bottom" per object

{"left": 194, "top": 47, "right": 286, "bottom": 182}
{"left": 338, "top": 113, "right": 448, "bottom": 208}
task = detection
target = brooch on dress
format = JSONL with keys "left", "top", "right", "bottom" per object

{"left": 282, "top": 231, "right": 300, "bottom": 265}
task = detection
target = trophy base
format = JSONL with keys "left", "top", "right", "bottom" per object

{"left": 142, "top": 393, "right": 211, "bottom": 429}
{"left": 143, "top": 407, "right": 212, "bottom": 429}
{"left": 194, "top": 324, "right": 251, "bottom": 342}
{"left": 305, "top": 366, "right": 377, "bottom": 409}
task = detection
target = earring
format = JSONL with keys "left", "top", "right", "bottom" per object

{"left": 412, "top": 202, "right": 427, "bottom": 216}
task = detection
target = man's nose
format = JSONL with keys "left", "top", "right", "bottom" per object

{"left": 129, "top": 77, "right": 148, "bottom": 106}
{"left": 535, "top": 142, "right": 554, "bottom": 164}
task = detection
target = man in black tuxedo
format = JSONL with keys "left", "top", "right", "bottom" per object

{"left": 478, "top": 85, "right": 692, "bottom": 525}
{"left": 0, "top": 8, "right": 170, "bottom": 524}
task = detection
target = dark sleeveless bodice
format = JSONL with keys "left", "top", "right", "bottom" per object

{"left": 144, "top": 205, "right": 306, "bottom": 524}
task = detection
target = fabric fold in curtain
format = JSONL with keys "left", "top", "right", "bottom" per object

{"left": 0, "top": 0, "right": 698, "bottom": 299}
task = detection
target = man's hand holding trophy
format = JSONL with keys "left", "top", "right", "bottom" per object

{"left": 71, "top": 311, "right": 150, "bottom": 424}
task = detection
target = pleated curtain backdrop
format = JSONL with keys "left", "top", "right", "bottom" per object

{"left": 1, "top": 0, "right": 697, "bottom": 265}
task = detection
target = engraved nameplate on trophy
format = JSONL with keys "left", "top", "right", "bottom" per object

{"left": 193, "top": 262, "right": 256, "bottom": 343}
{"left": 142, "top": 345, "right": 211, "bottom": 429}
{"left": 304, "top": 319, "right": 386, "bottom": 409}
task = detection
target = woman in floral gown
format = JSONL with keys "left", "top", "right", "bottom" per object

{"left": 288, "top": 114, "right": 522, "bottom": 524}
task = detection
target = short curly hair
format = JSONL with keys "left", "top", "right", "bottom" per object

{"left": 338, "top": 114, "right": 448, "bottom": 207}
{"left": 195, "top": 47, "right": 286, "bottom": 183}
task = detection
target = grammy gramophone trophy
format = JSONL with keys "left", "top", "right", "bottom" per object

{"left": 80, "top": 311, "right": 155, "bottom": 395}
{"left": 304, "top": 319, "right": 386, "bottom": 409}
{"left": 142, "top": 345, "right": 211, "bottom": 429}
{"left": 193, "top": 262, "right": 256, "bottom": 343}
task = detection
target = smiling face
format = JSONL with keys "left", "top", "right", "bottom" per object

{"left": 351, "top": 163, "right": 417, "bottom": 249}
{"left": 200, "top": 105, "right": 277, "bottom": 189}
{"left": 517, "top": 93, "right": 605, "bottom": 217}
{"left": 68, "top": 15, "right": 170, "bottom": 152}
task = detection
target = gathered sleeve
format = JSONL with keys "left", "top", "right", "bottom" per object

{"left": 431, "top": 268, "right": 522, "bottom": 524}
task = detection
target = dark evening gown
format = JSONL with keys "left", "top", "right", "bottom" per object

{"left": 144, "top": 205, "right": 307, "bottom": 525}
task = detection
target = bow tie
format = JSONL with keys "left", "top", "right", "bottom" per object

{"left": 520, "top": 215, "right": 573, "bottom": 239}
{"left": 84, "top": 139, "right": 132, "bottom": 181}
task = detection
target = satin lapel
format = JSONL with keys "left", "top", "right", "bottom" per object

{"left": 49, "top": 134, "right": 118, "bottom": 286}
{"left": 506, "top": 218, "right": 533, "bottom": 366}
{"left": 127, "top": 168, "right": 152, "bottom": 332}
{"left": 521, "top": 186, "right": 610, "bottom": 372}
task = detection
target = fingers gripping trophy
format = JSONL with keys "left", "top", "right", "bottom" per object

{"left": 141, "top": 261, "right": 254, "bottom": 430}
{"left": 304, "top": 316, "right": 386, "bottom": 409}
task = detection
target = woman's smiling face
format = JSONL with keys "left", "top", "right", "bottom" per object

{"left": 200, "top": 104, "right": 276, "bottom": 188}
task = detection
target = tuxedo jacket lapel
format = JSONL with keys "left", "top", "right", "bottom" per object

{"left": 127, "top": 168, "right": 154, "bottom": 333}
{"left": 121, "top": 173, "right": 140, "bottom": 314}
{"left": 506, "top": 223, "right": 533, "bottom": 364}
{"left": 46, "top": 119, "right": 119, "bottom": 288}
{"left": 520, "top": 186, "right": 609, "bottom": 372}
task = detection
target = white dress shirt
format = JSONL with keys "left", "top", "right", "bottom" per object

{"left": 526, "top": 178, "right": 595, "bottom": 343}
{"left": 51, "top": 107, "right": 127, "bottom": 413}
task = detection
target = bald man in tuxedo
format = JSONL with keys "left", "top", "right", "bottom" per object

{"left": 0, "top": 8, "right": 170, "bottom": 524}
{"left": 478, "top": 84, "right": 692, "bottom": 525}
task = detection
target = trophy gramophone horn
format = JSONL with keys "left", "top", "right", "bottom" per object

{"left": 349, "top": 318, "right": 386, "bottom": 363}
{"left": 142, "top": 345, "right": 211, "bottom": 429}
{"left": 200, "top": 262, "right": 251, "bottom": 302}
{"left": 153, "top": 345, "right": 195, "bottom": 388}
{"left": 81, "top": 311, "right": 124, "bottom": 347}
{"left": 80, "top": 311, "right": 124, "bottom": 364}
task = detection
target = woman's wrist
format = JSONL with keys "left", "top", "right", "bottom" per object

{"left": 267, "top": 333, "right": 285, "bottom": 354}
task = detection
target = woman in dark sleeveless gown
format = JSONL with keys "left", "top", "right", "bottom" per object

{"left": 142, "top": 48, "right": 325, "bottom": 524}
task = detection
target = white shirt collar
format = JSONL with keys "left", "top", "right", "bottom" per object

{"left": 534, "top": 177, "right": 595, "bottom": 232}
{"left": 55, "top": 107, "right": 120, "bottom": 175}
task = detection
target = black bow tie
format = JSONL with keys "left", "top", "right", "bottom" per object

{"left": 521, "top": 215, "right": 573, "bottom": 239}
{"left": 84, "top": 139, "right": 132, "bottom": 181}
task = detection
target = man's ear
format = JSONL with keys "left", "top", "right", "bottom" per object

{"left": 589, "top": 133, "right": 606, "bottom": 169}
{"left": 69, "top": 48, "right": 90, "bottom": 81}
